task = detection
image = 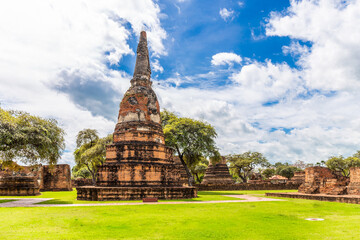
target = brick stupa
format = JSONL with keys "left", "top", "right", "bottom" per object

{"left": 77, "top": 31, "right": 197, "bottom": 201}
{"left": 202, "top": 157, "right": 234, "bottom": 185}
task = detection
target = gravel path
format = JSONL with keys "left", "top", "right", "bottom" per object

{"left": 0, "top": 195, "right": 283, "bottom": 208}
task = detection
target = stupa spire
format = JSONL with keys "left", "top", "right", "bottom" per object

{"left": 132, "top": 31, "right": 151, "bottom": 87}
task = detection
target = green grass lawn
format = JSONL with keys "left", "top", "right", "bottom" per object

{"left": 0, "top": 190, "right": 359, "bottom": 239}
{"left": 0, "top": 199, "right": 15, "bottom": 204}
{"left": 0, "top": 189, "right": 243, "bottom": 204}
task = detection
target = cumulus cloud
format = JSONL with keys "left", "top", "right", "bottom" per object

{"left": 211, "top": 52, "right": 242, "bottom": 66}
{"left": 219, "top": 8, "right": 235, "bottom": 21}
{"left": 267, "top": 0, "right": 360, "bottom": 91}
{"left": 151, "top": 59, "right": 164, "bottom": 73}
{"left": 157, "top": 0, "right": 360, "bottom": 164}
{"left": 0, "top": 0, "right": 166, "bottom": 165}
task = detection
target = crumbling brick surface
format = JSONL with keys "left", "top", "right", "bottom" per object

{"left": 196, "top": 182, "right": 300, "bottom": 191}
{"left": 202, "top": 157, "right": 234, "bottom": 185}
{"left": 288, "top": 171, "right": 305, "bottom": 184}
{"left": 348, "top": 167, "right": 360, "bottom": 195}
{"left": 0, "top": 176, "right": 40, "bottom": 196}
{"left": 41, "top": 164, "right": 72, "bottom": 191}
{"left": 298, "top": 167, "right": 348, "bottom": 195}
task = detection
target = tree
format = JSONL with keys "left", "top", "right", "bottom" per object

{"left": 326, "top": 154, "right": 360, "bottom": 177}
{"left": 188, "top": 157, "right": 209, "bottom": 183}
{"left": 293, "top": 160, "right": 307, "bottom": 170}
{"left": 279, "top": 166, "right": 299, "bottom": 179}
{"left": 74, "top": 129, "right": 112, "bottom": 185}
{"left": 0, "top": 107, "right": 65, "bottom": 166}
{"left": 72, "top": 165, "right": 91, "bottom": 179}
{"left": 161, "top": 110, "right": 219, "bottom": 186}
{"left": 226, "top": 151, "right": 269, "bottom": 183}
{"left": 262, "top": 168, "right": 275, "bottom": 179}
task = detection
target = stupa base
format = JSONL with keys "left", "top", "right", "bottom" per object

{"left": 76, "top": 186, "right": 197, "bottom": 201}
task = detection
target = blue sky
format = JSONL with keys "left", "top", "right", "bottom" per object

{"left": 1, "top": 0, "right": 360, "bottom": 166}
{"left": 119, "top": 0, "right": 296, "bottom": 82}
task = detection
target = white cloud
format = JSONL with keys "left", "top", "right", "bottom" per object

{"left": 151, "top": 59, "right": 164, "bottom": 73}
{"left": 156, "top": 0, "right": 360, "bottom": 164}
{"left": 267, "top": 0, "right": 360, "bottom": 91}
{"left": 0, "top": 0, "right": 166, "bottom": 166}
{"left": 211, "top": 52, "right": 242, "bottom": 66}
{"left": 238, "top": 1, "right": 245, "bottom": 8}
{"left": 219, "top": 8, "right": 234, "bottom": 21}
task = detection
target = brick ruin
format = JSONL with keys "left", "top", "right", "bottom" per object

{"left": 0, "top": 164, "right": 72, "bottom": 195}
{"left": 76, "top": 31, "right": 197, "bottom": 201}
{"left": 201, "top": 157, "right": 234, "bottom": 185}
{"left": 0, "top": 176, "right": 40, "bottom": 196}
{"left": 298, "top": 167, "right": 348, "bottom": 195}
{"left": 348, "top": 167, "right": 360, "bottom": 195}
{"left": 288, "top": 171, "right": 305, "bottom": 184}
{"left": 41, "top": 164, "right": 72, "bottom": 191}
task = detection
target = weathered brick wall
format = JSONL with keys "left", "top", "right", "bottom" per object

{"left": 348, "top": 167, "right": 360, "bottom": 195}
{"left": 288, "top": 171, "right": 305, "bottom": 184}
{"left": 299, "top": 167, "right": 348, "bottom": 195}
{"left": 202, "top": 158, "right": 234, "bottom": 185}
{"left": 195, "top": 182, "right": 301, "bottom": 191}
{"left": 41, "top": 164, "right": 72, "bottom": 191}
{"left": 72, "top": 178, "right": 93, "bottom": 187}
{"left": 0, "top": 176, "right": 40, "bottom": 196}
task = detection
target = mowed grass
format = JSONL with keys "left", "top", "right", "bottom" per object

{"left": 0, "top": 189, "right": 242, "bottom": 204}
{"left": 0, "top": 199, "right": 15, "bottom": 204}
{"left": 0, "top": 193, "right": 359, "bottom": 239}
{"left": 0, "top": 190, "right": 359, "bottom": 239}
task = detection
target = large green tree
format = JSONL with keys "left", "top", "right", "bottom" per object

{"left": 326, "top": 154, "right": 360, "bottom": 177}
{"left": 0, "top": 107, "right": 65, "bottom": 166}
{"left": 74, "top": 129, "right": 112, "bottom": 185}
{"left": 226, "top": 151, "right": 269, "bottom": 183}
{"left": 161, "top": 110, "right": 219, "bottom": 186}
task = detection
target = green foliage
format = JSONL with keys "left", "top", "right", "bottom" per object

{"left": 188, "top": 157, "right": 209, "bottom": 183}
{"left": 73, "top": 129, "right": 112, "bottom": 185}
{"left": 161, "top": 110, "right": 218, "bottom": 185}
{"left": 326, "top": 153, "right": 360, "bottom": 177}
{"left": 0, "top": 107, "right": 65, "bottom": 165}
{"left": 262, "top": 168, "right": 275, "bottom": 179}
{"left": 278, "top": 166, "right": 299, "bottom": 179}
{"left": 226, "top": 151, "right": 269, "bottom": 183}
{"left": 72, "top": 165, "right": 91, "bottom": 179}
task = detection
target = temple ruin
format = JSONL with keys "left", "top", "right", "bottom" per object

{"left": 201, "top": 157, "right": 234, "bottom": 185}
{"left": 298, "top": 166, "right": 348, "bottom": 195}
{"left": 348, "top": 167, "right": 360, "bottom": 195}
{"left": 0, "top": 164, "right": 72, "bottom": 195}
{"left": 76, "top": 31, "right": 197, "bottom": 201}
{"left": 41, "top": 164, "right": 72, "bottom": 191}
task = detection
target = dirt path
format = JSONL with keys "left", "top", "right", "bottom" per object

{"left": 0, "top": 195, "right": 283, "bottom": 208}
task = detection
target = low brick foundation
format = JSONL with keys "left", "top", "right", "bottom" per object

{"left": 76, "top": 186, "right": 197, "bottom": 201}
{"left": 0, "top": 176, "right": 40, "bottom": 196}
{"left": 265, "top": 192, "right": 360, "bottom": 204}
{"left": 196, "top": 183, "right": 301, "bottom": 191}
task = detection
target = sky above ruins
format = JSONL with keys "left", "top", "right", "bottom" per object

{"left": 1, "top": 0, "right": 360, "bottom": 166}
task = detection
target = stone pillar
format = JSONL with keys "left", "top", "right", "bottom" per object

{"left": 348, "top": 167, "right": 360, "bottom": 195}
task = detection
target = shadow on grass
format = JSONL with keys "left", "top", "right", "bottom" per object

{"left": 0, "top": 199, "right": 16, "bottom": 204}
{"left": 36, "top": 199, "right": 73, "bottom": 205}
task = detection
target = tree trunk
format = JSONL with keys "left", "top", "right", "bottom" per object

{"left": 86, "top": 164, "right": 96, "bottom": 186}
{"left": 194, "top": 173, "right": 201, "bottom": 183}
{"left": 239, "top": 170, "right": 247, "bottom": 183}
{"left": 178, "top": 153, "right": 194, "bottom": 186}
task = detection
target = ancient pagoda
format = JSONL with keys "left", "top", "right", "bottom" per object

{"left": 77, "top": 31, "right": 197, "bottom": 201}
{"left": 202, "top": 157, "right": 234, "bottom": 185}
